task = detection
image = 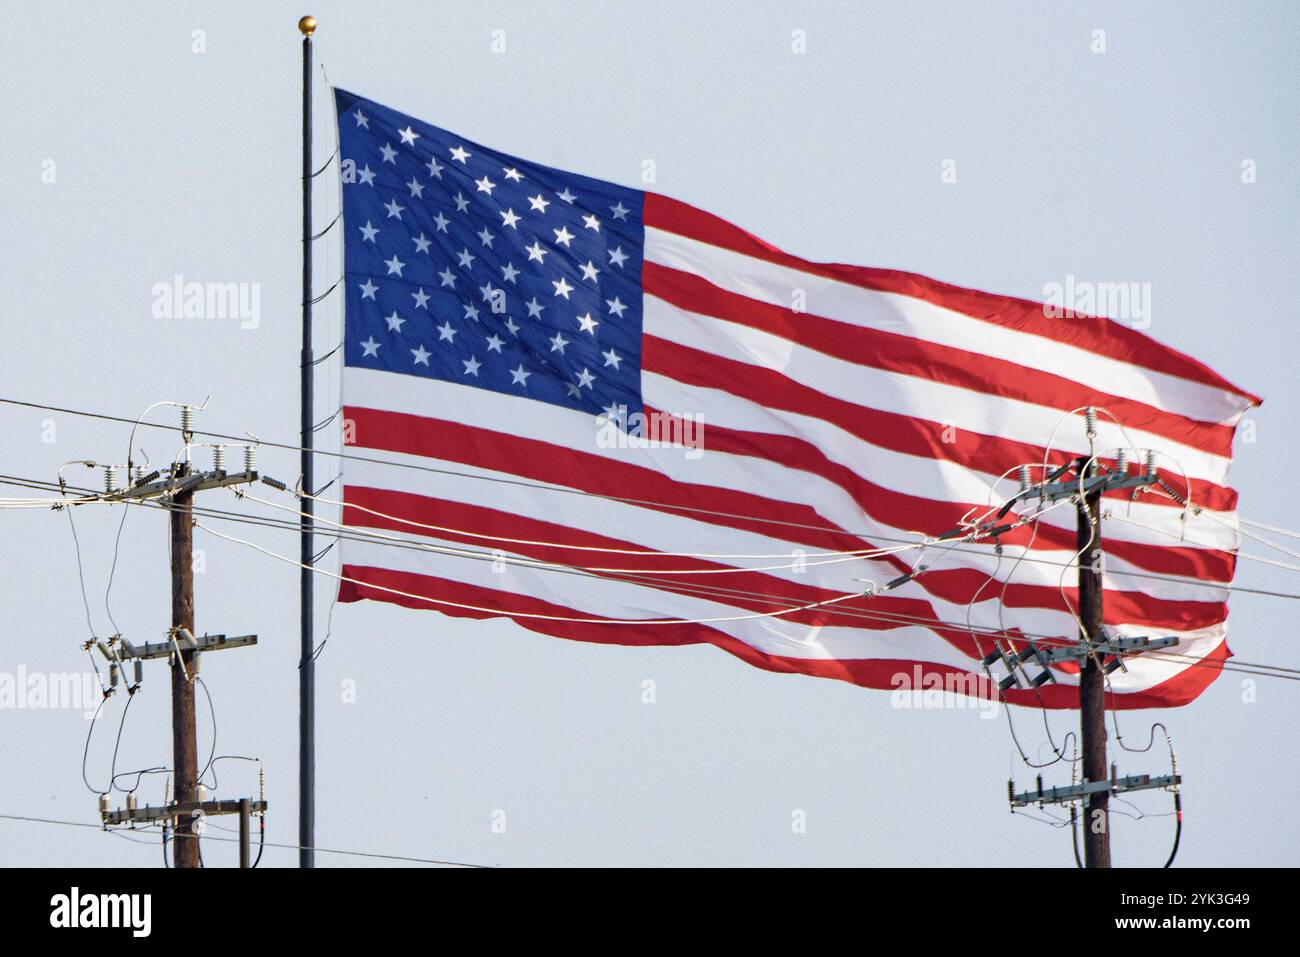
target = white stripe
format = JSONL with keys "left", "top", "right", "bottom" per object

{"left": 345, "top": 366, "right": 1239, "bottom": 572}
{"left": 644, "top": 226, "right": 1252, "bottom": 427}
{"left": 642, "top": 369, "right": 1241, "bottom": 557}
{"left": 339, "top": 536, "right": 1226, "bottom": 694}
{"left": 337, "top": 444, "right": 1228, "bottom": 648}
{"left": 644, "top": 294, "right": 1236, "bottom": 489}
{"left": 339, "top": 445, "right": 1229, "bottom": 609}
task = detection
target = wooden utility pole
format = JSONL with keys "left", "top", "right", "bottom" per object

{"left": 1005, "top": 431, "right": 1180, "bottom": 860}
{"left": 1076, "top": 461, "right": 1112, "bottom": 868}
{"left": 169, "top": 462, "right": 201, "bottom": 868}
{"left": 239, "top": 798, "right": 251, "bottom": 868}
{"left": 93, "top": 447, "right": 269, "bottom": 860}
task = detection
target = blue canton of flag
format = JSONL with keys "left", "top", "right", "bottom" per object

{"left": 336, "top": 89, "right": 645, "bottom": 421}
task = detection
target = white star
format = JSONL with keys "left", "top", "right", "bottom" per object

{"left": 413, "top": 233, "right": 432, "bottom": 254}
{"left": 437, "top": 321, "right": 457, "bottom": 342}
{"left": 360, "top": 336, "right": 380, "bottom": 356}
{"left": 504, "top": 316, "right": 521, "bottom": 335}
{"left": 479, "top": 281, "right": 497, "bottom": 302}
{"left": 499, "top": 208, "right": 521, "bottom": 229}
{"left": 485, "top": 334, "right": 505, "bottom": 353}
{"left": 426, "top": 156, "right": 444, "bottom": 179}
{"left": 353, "top": 109, "right": 369, "bottom": 128}
{"left": 463, "top": 302, "right": 480, "bottom": 321}
{"left": 582, "top": 213, "right": 601, "bottom": 232}
{"left": 607, "top": 246, "right": 628, "bottom": 268}
{"left": 379, "top": 142, "right": 397, "bottom": 164}
{"left": 602, "top": 348, "right": 622, "bottom": 369}
{"left": 359, "top": 279, "right": 378, "bottom": 300}
{"left": 411, "top": 344, "right": 431, "bottom": 365}
{"left": 552, "top": 277, "right": 574, "bottom": 299}
{"left": 610, "top": 201, "right": 630, "bottom": 221}
{"left": 606, "top": 296, "right": 627, "bottom": 317}
{"left": 576, "top": 311, "right": 599, "bottom": 334}
{"left": 453, "top": 191, "right": 470, "bottom": 213}
{"left": 399, "top": 125, "right": 420, "bottom": 145}
{"left": 384, "top": 311, "right": 406, "bottom": 332}
{"left": 525, "top": 297, "right": 545, "bottom": 318}
{"left": 463, "top": 356, "right": 482, "bottom": 377}
{"left": 557, "top": 187, "right": 576, "bottom": 203}
{"left": 501, "top": 262, "right": 520, "bottom": 283}
{"left": 385, "top": 254, "right": 406, "bottom": 276}
{"left": 357, "top": 164, "right": 376, "bottom": 186}
{"left": 528, "top": 193, "right": 550, "bottom": 213}
{"left": 525, "top": 241, "right": 548, "bottom": 263}
{"left": 438, "top": 267, "right": 456, "bottom": 288}
{"left": 566, "top": 382, "right": 581, "bottom": 398}
{"left": 510, "top": 364, "right": 531, "bottom": 386}
{"left": 552, "top": 226, "right": 575, "bottom": 247}
{"left": 576, "top": 367, "right": 595, "bottom": 389}
{"left": 477, "top": 226, "right": 496, "bottom": 248}
{"left": 433, "top": 212, "right": 450, "bottom": 233}
{"left": 549, "top": 332, "right": 570, "bottom": 353}
{"left": 579, "top": 260, "right": 599, "bottom": 282}
{"left": 457, "top": 247, "right": 475, "bottom": 269}
{"left": 384, "top": 198, "right": 405, "bottom": 219}
{"left": 475, "top": 175, "right": 497, "bottom": 196}
{"left": 406, "top": 177, "right": 424, "bottom": 198}
{"left": 411, "top": 288, "right": 430, "bottom": 309}
{"left": 449, "top": 145, "right": 471, "bottom": 164}
{"left": 358, "top": 220, "right": 379, "bottom": 242}
{"left": 503, "top": 166, "right": 524, "bottom": 182}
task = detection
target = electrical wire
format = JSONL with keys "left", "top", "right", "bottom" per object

{"left": 80, "top": 693, "right": 111, "bottom": 795}
{"left": 108, "top": 690, "right": 137, "bottom": 795}
{"left": 10, "top": 469, "right": 1300, "bottom": 600}
{"left": 196, "top": 519, "right": 906, "bottom": 626}
{"left": 65, "top": 509, "right": 100, "bottom": 642}
{"left": 22, "top": 471, "right": 1300, "bottom": 685}
{"left": 103, "top": 504, "right": 130, "bottom": 636}
{"left": 196, "top": 676, "right": 218, "bottom": 789}
{"left": 0, "top": 396, "right": 1247, "bottom": 549}
{"left": 0, "top": 812, "right": 490, "bottom": 867}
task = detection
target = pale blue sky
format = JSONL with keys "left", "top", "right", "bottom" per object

{"left": 1, "top": 1, "right": 1296, "bottom": 866}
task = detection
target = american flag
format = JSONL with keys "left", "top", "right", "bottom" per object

{"left": 332, "top": 88, "right": 1259, "bottom": 709}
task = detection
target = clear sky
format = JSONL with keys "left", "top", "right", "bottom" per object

{"left": 2, "top": 1, "right": 1296, "bottom": 867}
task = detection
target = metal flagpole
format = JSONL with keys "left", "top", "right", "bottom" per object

{"left": 298, "top": 13, "right": 317, "bottom": 870}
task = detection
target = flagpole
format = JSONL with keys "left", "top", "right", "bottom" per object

{"left": 298, "top": 12, "right": 317, "bottom": 870}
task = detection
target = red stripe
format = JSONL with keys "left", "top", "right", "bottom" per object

{"left": 343, "top": 483, "right": 1227, "bottom": 639}
{"left": 645, "top": 261, "right": 1237, "bottom": 451}
{"left": 341, "top": 407, "right": 1230, "bottom": 634}
{"left": 343, "top": 484, "right": 971, "bottom": 633}
{"left": 639, "top": 404, "right": 1236, "bottom": 591}
{"left": 644, "top": 192, "right": 1262, "bottom": 407}
{"left": 337, "top": 563, "right": 1228, "bottom": 709}
{"left": 344, "top": 404, "right": 888, "bottom": 555}
{"left": 641, "top": 334, "right": 1241, "bottom": 516}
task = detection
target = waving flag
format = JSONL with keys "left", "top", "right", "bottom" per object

{"left": 332, "top": 88, "right": 1259, "bottom": 708}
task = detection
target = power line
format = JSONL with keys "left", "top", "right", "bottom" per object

{"left": 0, "top": 811, "right": 490, "bottom": 868}
{"left": 197, "top": 512, "right": 1300, "bottom": 686}
{"left": 0, "top": 395, "right": 1279, "bottom": 557}
{"left": 9, "top": 471, "right": 1300, "bottom": 684}
{"left": 7, "top": 470, "right": 1300, "bottom": 602}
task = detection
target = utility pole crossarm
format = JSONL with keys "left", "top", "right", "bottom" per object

{"left": 97, "top": 632, "right": 257, "bottom": 663}
{"left": 1010, "top": 773, "right": 1181, "bottom": 809}
{"left": 101, "top": 799, "right": 268, "bottom": 827}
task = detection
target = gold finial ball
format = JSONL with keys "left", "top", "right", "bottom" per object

{"left": 298, "top": 16, "right": 317, "bottom": 36}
